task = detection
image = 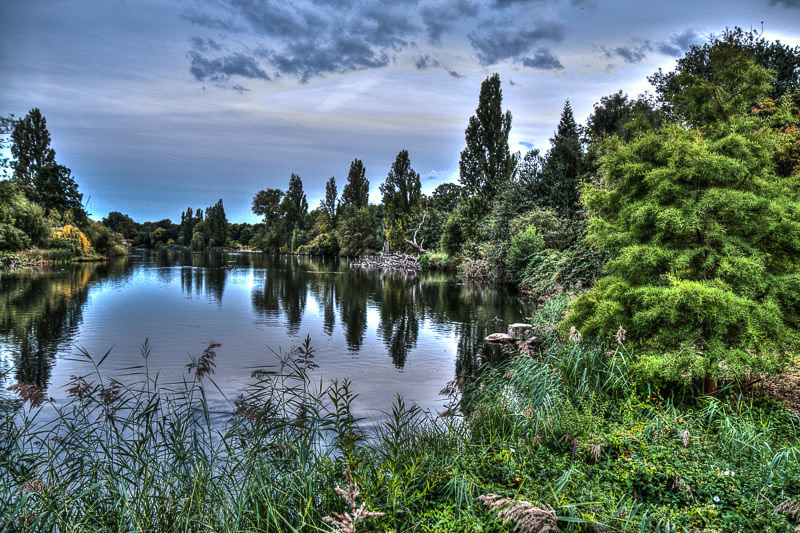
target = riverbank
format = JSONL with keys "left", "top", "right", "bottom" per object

{"left": 2, "top": 295, "right": 798, "bottom": 532}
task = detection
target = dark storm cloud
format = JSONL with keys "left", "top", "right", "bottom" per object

{"left": 186, "top": 0, "right": 420, "bottom": 82}
{"left": 188, "top": 50, "right": 271, "bottom": 82}
{"left": 468, "top": 20, "right": 565, "bottom": 65}
{"left": 522, "top": 47, "right": 564, "bottom": 70}
{"left": 604, "top": 39, "right": 652, "bottom": 63}
{"left": 657, "top": 29, "right": 700, "bottom": 56}
{"left": 421, "top": 1, "right": 478, "bottom": 43}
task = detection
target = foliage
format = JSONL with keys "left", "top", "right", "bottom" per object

{"left": 0, "top": 181, "right": 50, "bottom": 251}
{"left": 10, "top": 108, "right": 86, "bottom": 223}
{"left": 322, "top": 176, "right": 338, "bottom": 229}
{"left": 1, "top": 322, "right": 797, "bottom": 532}
{"left": 340, "top": 158, "right": 369, "bottom": 209}
{"left": 509, "top": 207, "right": 576, "bottom": 251}
{"left": 336, "top": 205, "right": 382, "bottom": 256}
{"left": 381, "top": 149, "right": 422, "bottom": 252}
{"left": 102, "top": 211, "right": 138, "bottom": 240}
{"left": 564, "top": 94, "right": 800, "bottom": 386}
{"left": 298, "top": 232, "right": 339, "bottom": 256}
{"left": 506, "top": 225, "right": 545, "bottom": 284}
{"left": 83, "top": 221, "right": 126, "bottom": 257}
{"left": 533, "top": 101, "right": 584, "bottom": 219}
{"left": 52, "top": 224, "right": 91, "bottom": 256}
{"left": 649, "top": 28, "right": 781, "bottom": 127}
{"left": 458, "top": 73, "right": 516, "bottom": 237}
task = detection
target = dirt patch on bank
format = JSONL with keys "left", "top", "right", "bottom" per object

{"left": 762, "top": 361, "right": 800, "bottom": 416}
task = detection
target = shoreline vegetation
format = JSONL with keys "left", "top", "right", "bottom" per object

{"left": 1, "top": 27, "right": 799, "bottom": 531}
{"left": 1, "top": 301, "right": 799, "bottom": 531}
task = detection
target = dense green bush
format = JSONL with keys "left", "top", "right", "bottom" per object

{"left": 298, "top": 232, "right": 339, "bottom": 255}
{"left": 564, "top": 92, "right": 800, "bottom": 389}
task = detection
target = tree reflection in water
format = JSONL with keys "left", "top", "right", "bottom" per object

{"left": 0, "top": 258, "right": 132, "bottom": 391}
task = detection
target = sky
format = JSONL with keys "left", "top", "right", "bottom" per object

{"left": 1, "top": 0, "right": 798, "bottom": 223}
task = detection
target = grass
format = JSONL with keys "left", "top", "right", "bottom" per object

{"left": 1, "top": 300, "right": 799, "bottom": 532}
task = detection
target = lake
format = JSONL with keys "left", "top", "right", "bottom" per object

{"left": 0, "top": 251, "right": 531, "bottom": 422}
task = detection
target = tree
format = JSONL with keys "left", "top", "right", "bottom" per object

{"left": 340, "top": 158, "right": 369, "bottom": 209}
{"left": 322, "top": 176, "right": 338, "bottom": 228}
{"left": 10, "top": 108, "right": 86, "bottom": 221}
{"left": 281, "top": 173, "right": 308, "bottom": 251}
{"left": 649, "top": 27, "right": 788, "bottom": 127}
{"left": 458, "top": 73, "right": 516, "bottom": 235}
{"left": 252, "top": 188, "right": 284, "bottom": 252}
{"left": 563, "top": 83, "right": 800, "bottom": 390}
{"left": 536, "top": 101, "right": 583, "bottom": 219}
{"left": 205, "top": 199, "right": 229, "bottom": 248}
{"left": 102, "top": 211, "right": 138, "bottom": 240}
{"left": 380, "top": 150, "right": 422, "bottom": 251}
{"left": 336, "top": 205, "right": 382, "bottom": 256}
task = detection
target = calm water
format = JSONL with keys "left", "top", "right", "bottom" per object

{"left": 0, "top": 251, "right": 530, "bottom": 420}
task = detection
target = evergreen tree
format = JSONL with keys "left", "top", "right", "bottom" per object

{"left": 340, "top": 159, "right": 369, "bottom": 209}
{"left": 380, "top": 150, "right": 422, "bottom": 251}
{"left": 563, "top": 58, "right": 800, "bottom": 390}
{"left": 537, "top": 101, "right": 583, "bottom": 219}
{"left": 458, "top": 73, "right": 516, "bottom": 235}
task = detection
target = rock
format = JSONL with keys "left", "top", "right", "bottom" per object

{"left": 484, "top": 333, "right": 514, "bottom": 343}
{"left": 508, "top": 323, "right": 534, "bottom": 340}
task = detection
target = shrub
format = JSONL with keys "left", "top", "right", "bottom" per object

{"left": 563, "top": 99, "right": 800, "bottom": 389}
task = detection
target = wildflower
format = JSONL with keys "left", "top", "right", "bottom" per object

{"left": 569, "top": 326, "right": 582, "bottom": 343}
{"left": 713, "top": 496, "right": 720, "bottom": 503}
{"left": 571, "top": 439, "right": 579, "bottom": 455}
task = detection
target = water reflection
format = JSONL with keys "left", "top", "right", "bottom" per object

{"left": 1, "top": 252, "right": 531, "bottom": 414}
{"left": 0, "top": 258, "right": 132, "bottom": 389}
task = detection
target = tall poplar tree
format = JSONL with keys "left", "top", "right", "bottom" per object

{"left": 322, "top": 176, "right": 337, "bottom": 228}
{"left": 380, "top": 150, "right": 422, "bottom": 251}
{"left": 458, "top": 73, "right": 516, "bottom": 232}
{"left": 340, "top": 158, "right": 369, "bottom": 209}
{"left": 281, "top": 173, "right": 308, "bottom": 251}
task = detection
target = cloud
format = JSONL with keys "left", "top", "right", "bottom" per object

{"left": 190, "top": 37, "right": 223, "bottom": 53}
{"left": 657, "top": 29, "right": 701, "bottom": 56}
{"left": 522, "top": 47, "right": 564, "bottom": 70}
{"left": 421, "top": 0, "right": 478, "bottom": 43}
{"left": 230, "top": 84, "right": 251, "bottom": 93}
{"left": 181, "top": 10, "right": 241, "bottom": 32}
{"left": 448, "top": 70, "right": 465, "bottom": 78}
{"left": 186, "top": 0, "right": 419, "bottom": 83}
{"left": 604, "top": 39, "right": 652, "bottom": 63}
{"left": 767, "top": 0, "right": 800, "bottom": 7}
{"left": 469, "top": 20, "right": 565, "bottom": 65}
{"left": 188, "top": 50, "right": 271, "bottom": 82}
{"left": 416, "top": 55, "right": 441, "bottom": 70}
